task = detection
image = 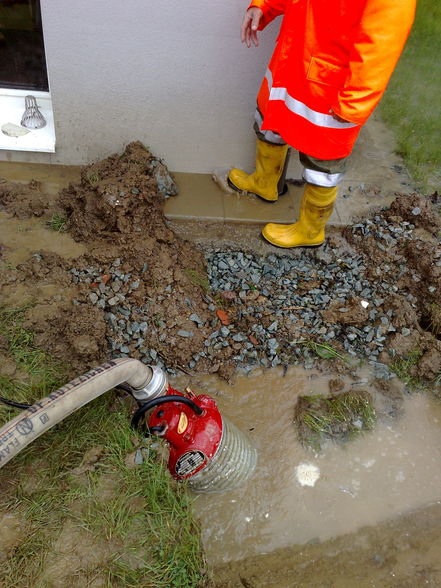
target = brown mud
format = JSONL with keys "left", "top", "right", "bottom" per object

{"left": 343, "top": 192, "right": 441, "bottom": 381}
{"left": 0, "top": 142, "right": 235, "bottom": 378}
{"left": 0, "top": 513, "right": 23, "bottom": 564}
{"left": 1, "top": 147, "right": 440, "bottom": 384}
{"left": 0, "top": 177, "right": 51, "bottom": 219}
{"left": 210, "top": 502, "right": 441, "bottom": 587}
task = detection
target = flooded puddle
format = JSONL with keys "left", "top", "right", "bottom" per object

{"left": 174, "top": 367, "right": 441, "bottom": 565}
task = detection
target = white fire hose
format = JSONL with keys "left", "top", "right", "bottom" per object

{"left": 0, "top": 358, "right": 167, "bottom": 469}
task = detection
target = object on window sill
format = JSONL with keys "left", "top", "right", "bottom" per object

{"left": 1, "top": 123, "right": 31, "bottom": 137}
{"left": 21, "top": 95, "right": 46, "bottom": 129}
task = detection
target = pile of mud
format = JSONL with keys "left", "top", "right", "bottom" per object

{"left": 59, "top": 140, "right": 178, "bottom": 240}
{"left": 0, "top": 143, "right": 235, "bottom": 379}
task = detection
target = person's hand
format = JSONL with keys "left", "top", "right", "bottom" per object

{"left": 241, "top": 8, "right": 263, "bottom": 47}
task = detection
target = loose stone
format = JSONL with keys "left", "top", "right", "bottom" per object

{"left": 177, "top": 330, "right": 194, "bottom": 338}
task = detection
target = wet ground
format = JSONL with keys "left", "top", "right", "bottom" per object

{"left": 211, "top": 500, "right": 441, "bottom": 587}
{"left": 0, "top": 143, "right": 441, "bottom": 586}
{"left": 176, "top": 367, "right": 441, "bottom": 571}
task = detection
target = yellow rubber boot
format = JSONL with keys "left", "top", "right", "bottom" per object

{"left": 228, "top": 139, "right": 289, "bottom": 202}
{"left": 262, "top": 184, "right": 338, "bottom": 247}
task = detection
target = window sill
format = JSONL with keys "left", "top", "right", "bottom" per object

{"left": 0, "top": 89, "right": 55, "bottom": 153}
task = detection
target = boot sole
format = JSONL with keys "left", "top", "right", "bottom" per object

{"left": 227, "top": 177, "right": 287, "bottom": 203}
{"left": 261, "top": 233, "right": 324, "bottom": 249}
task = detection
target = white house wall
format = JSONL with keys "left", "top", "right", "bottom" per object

{"left": 0, "top": 1, "right": 280, "bottom": 172}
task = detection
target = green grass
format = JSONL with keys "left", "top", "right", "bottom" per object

{"left": 0, "top": 308, "right": 205, "bottom": 587}
{"left": 86, "top": 172, "right": 102, "bottom": 185}
{"left": 390, "top": 348, "right": 423, "bottom": 391}
{"left": 184, "top": 268, "right": 210, "bottom": 292}
{"left": 294, "top": 391, "right": 376, "bottom": 451}
{"left": 380, "top": 0, "right": 441, "bottom": 191}
{"left": 294, "top": 339, "right": 350, "bottom": 364}
{"left": 0, "top": 307, "right": 64, "bottom": 405}
{"left": 46, "top": 212, "right": 67, "bottom": 232}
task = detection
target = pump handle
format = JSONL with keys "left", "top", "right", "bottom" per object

{"left": 131, "top": 395, "right": 203, "bottom": 429}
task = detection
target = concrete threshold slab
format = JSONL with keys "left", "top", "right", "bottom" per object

{"left": 165, "top": 171, "right": 308, "bottom": 226}
{"left": 0, "top": 116, "right": 413, "bottom": 227}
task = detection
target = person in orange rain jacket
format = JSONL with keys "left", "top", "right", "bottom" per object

{"left": 228, "top": 0, "right": 416, "bottom": 248}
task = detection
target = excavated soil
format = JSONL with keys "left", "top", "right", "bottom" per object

{"left": 343, "top": 193, "right": 441, "bottom": 381}
{"left": 0, "top": 141, "right": 440, "bottom": 385}
{"left": 1, "top": 142, "right": 232, "bottom": 378}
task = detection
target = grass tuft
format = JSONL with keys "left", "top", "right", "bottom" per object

{"left": 425, "top": 304, "right": 441, "bottom": 338}
{"left": 294, "top": 390, "right": 376, "bottom": 451}
{"left": 294, "top": 339, "right": 350, "bottom": 363}
{"left": 184, "top": 268, "right": 210, "bottom": 292}
{"left": 46, "top": 212, "right": 67, "bottom": 232}
{"left": 86, "top": 172, "right": 102, "bottom": 185}
{"left": 390, "top": 348, "right": 423, "bottom": 390}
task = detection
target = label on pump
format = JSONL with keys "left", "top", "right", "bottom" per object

{"left": 177, "top": 412, "right": 188, "bottom": 434}
{"left": 175, "top": 450, "right": 207, "bottom": 477}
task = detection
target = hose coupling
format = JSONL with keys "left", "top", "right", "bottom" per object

{"left": 129, "top": 365, "right": 168, "bottom": 404}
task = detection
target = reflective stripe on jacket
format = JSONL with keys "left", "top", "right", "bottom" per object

{"left": 249, "top": 0, "right": 416, "bottom": 159}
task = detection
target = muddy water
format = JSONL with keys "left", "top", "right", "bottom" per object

{"left": 0, "top": 162, "right": 81, "bottom": 196}
{"left": 0, "top": 212, "right": 85, "bottom": 265}
{"left": 0, "top": 212, "right": 85, "bottom": 307}
{"left": 175, "top": 367, "right": 441, "bottom": 565}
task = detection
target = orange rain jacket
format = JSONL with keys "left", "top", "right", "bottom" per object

{"left": 249, "top": 0, "right": 416, "bottom": 159}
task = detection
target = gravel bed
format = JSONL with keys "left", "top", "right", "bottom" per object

{"left": 202, "top": 215, "right": 418, "bottom": 378}
{"left": 69, "top": 213, "right": 423, "bottom": 380}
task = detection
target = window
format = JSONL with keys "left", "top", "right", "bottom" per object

{"left": 0, "top": 0, "right": 49, "bottom": 91}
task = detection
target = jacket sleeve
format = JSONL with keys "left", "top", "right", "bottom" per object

{"left": 332, "top": 0, "right": 416, "bottom": 125}
{"left": 248, "top": 0, "right": 288, "bottom": 29}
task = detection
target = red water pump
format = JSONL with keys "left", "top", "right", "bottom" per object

{"left": 131, "top": 383, "right": 257, "bottom": 493}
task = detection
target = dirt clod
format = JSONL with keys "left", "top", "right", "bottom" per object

{"left": 0, "top": 179, "right": 49, "bottom": 218}
{"left": 71, "top": 445, "right": 105, "bottom": 475}
{"left": 322, "top": 297, "right": 370, "bottom": 327}
{"left": 385, "top": 193, "right": 441, "bottom": 235}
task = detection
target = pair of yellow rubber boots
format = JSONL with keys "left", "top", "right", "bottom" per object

{"left": 228, "top": 139, "right": 337, "bottom": 248}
